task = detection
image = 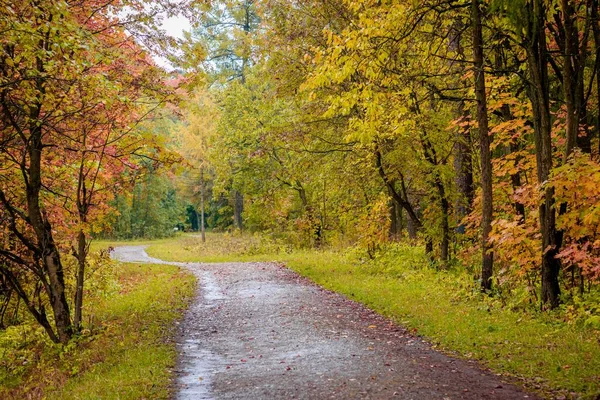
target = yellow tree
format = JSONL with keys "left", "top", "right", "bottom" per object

{"left": 174, "top": 90, "right": 219, "bottom": 241}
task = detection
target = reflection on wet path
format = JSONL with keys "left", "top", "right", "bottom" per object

{"left": 111, "top": 245, "right": 537, "bottom": 400}
{"left": 112, "top": 246, "right": 224, "bottom": 399}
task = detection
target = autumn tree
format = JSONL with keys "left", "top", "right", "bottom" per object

{"left": 0, "top": 0, "right": 177, "bottom": 342}
{"left": 173, "top": 90, "right": 220, "bottom": 242}
{"left": 179, "top": 0, "right": 600, "bottom": 309}
{"left": 186, "top": 0, "right": 261, "bottom": 230}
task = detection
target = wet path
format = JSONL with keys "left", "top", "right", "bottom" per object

{"left": 111, "top": 246, "right": 537, "bottom": 400}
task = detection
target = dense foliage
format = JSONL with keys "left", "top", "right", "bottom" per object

{"left": 172, "top": 0, "right": 600, "bottom": 315}
{"left": 0, "top": 0, "right": 181, "bottom": 342}
{"left": 2, "top": 0, "right": 600, "bottom": 356}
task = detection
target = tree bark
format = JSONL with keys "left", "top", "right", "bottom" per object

{"left": 509, "top": 142, "right": 527, "bottom": 221}
{"left": 472, "top": 0, "right": 494, "bottom": 291}
{"left": 525, "top": 0, "right": 562, "bottom": 308}
{"left": 559, "top": 0, "right": 591, "bottom": 157}
{"left": 417, "top": 129, "right": 450, "bottom": 266}
{"left": 73, "top": 230, "right": 86, "bottom": 329}
{"left": 388, "top": 186, "right": 399, "bottom": 239}
{"left": 406, "top": 211, "right": 418, "bottom": 240}
{"left": 453, "top": 103, "right": 474, "bottom": 229}
{"left": 233, "top": 190, "right": 244, "bottom": 230}
{"left": 200, "top": 167, "right": 206, "bottom": 243}
{"left": 449, "top": 19, "right": 474, "bottom": 229}
{"left": 590, "top": 0, "right": 600, "bottom": 154}
{"left": 27, "top": 122, "right": 73, "bottom": 343}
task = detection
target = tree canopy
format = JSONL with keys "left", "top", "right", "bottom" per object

{"left": 3, "top": 0, "right": 600, "bottom": 345}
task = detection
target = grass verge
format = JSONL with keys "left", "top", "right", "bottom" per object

{"left": 144, "top": 233, "right": 599, "bottom": 399}
{"left": 0, "top": 261, "right": 195, "bottom": 399}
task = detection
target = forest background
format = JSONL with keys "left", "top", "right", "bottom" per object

{"left": 1, "top": 0, "right": 600, "bottom": 398}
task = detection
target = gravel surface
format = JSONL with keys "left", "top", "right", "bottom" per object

{"left": 111, "top": 246, "right": 538, "bottom": 400}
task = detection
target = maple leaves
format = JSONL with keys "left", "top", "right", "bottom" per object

{"left": 0, "top": 0, "right": 178, "bottom": 342}
{"left": 552, "top": 152, "right": 600, "bottom": 281}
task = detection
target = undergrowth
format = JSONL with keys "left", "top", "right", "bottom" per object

{"left": 0, "top": 258, "right": 195, "bottom": 399}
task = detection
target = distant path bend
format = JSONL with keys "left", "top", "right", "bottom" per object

{"left": 111, "top": 245, "right": 537, "bottom": 400}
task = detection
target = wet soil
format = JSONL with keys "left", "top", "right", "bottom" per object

{"left": 111, "top": 246, "right": 538, "bottom": 400}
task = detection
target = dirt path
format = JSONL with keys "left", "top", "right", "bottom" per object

{"left": 111, "top": 246, "right": 537, "bottom": 400}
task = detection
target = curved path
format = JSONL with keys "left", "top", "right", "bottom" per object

{"left": 112, "top": 246, "right": 537, "bottom": 400}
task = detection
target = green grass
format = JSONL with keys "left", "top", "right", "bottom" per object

{"left": 289, "top": 256, "right": 599, "bottom": 398}
{"left": 90, "top": 236, "right": 182, "bottom": 253}
{"left": 0, "top": 261, "right": 196, "bottom": 399}
{"left": 142, "top": 232, "right": 292, "bottom": 263}
{"left": 141, "top": 233, "right": 599, "bottom": 399}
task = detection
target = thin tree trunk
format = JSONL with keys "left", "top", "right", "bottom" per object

{"left": 525, "top": 0, "right": 561, "bottom": 309}
{"left": 590, "top": 0, "right": 600, "bottom": 155}
{"left": 559, "top": 0, "right": 592, "bottom": 157}
{"left": 200, "top": 168, "right": 206, "bottom": 243}
{"left": 233, "top": 190, "right": 244, "bottom": 230}
{"left": 440, "top": 193, "right": 450, "bottom": 267}
{"left": 0, "top": 288, "right": 12, "bottom": 328}
{"left": 454, "top": 102, "right": 474, "bottom": 229}
{"left": 496, "top": 48, "right": 526, "bottom": 223}
{"left": 509, "top": 142, "right": 527, "bottom": 221}
{"left": 388, "top": 186, "right": 399, "bottom": 239}
{"left": 472, "top": 0, "right": 494, "bottom": 291}
{"left": 449, "top": 20, "right": 474, "bottom": 229}
{"left": 561, "top": 0, "right": 580, "bottom": 159}
{"left": 374, "top": 149, "right": 422, "bottom": 233}
{"left": 417, "top": 125, "right": 450, "bottom": 266}
{"left": 73, "top": 230, "right": 86, "bottom": 329}
{"left": 406, "top": 211, "right": 418, "bottom": 240}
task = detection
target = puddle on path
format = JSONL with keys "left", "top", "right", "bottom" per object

{"left": 176, "top": 341, "right": 226, "bottom": 400}
{"left": 200, "top": 271, "right": 227, "bottom": 304}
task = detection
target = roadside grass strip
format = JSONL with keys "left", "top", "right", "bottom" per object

{"left": 0, "top": 260, "right": 195, "bottom": 400}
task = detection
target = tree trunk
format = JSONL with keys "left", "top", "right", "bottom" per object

{"left": 388, "top": 186, "right": 399, "bottom": 239}
{"left": 525, "top": 0, "right": 561, "bottom": 309}
{"left": 449, "top": 20, "right": 474, "bottom": 229}
{"left": 440, "top": 193, "right": 450, "bottom": 267}
{"left": 416, "top": 126, "right": 450, "bottom": 266}
{"left": 496, "top": 49, "right": 526, "bottom": 223}
{"left": 233, "top": 190, "right": 244, "bottom": 230}
{"left": 200, "top": 168, "right": 206, "bottom": 243}
{"left": 28, "top": 123, "right": 73, "bottom": 343}
{"left": 374, "top": 149, "right": 423, "bottom": 234}
{"left": 561, "top": 0, "right": 579, "bottom": 158}
{"left": 73, "top": 230, "right": 86, "bottom": 330}
{"left": 509, "top": 142, "right": 527, "bottom": 222}
{"left": 453, "top": 102, "right": 474, "bottom": 230}
{"left": 472, "top": 0, "right": 494, "bottom": 291}
{"left": 406, "top": 211, "right": 418, "bottom": 240}
{"left": 559, "top": 0, "right": 591, "bottom": 157}
{"left": 590, "top": 0, "right": 600, "bottom": 154}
